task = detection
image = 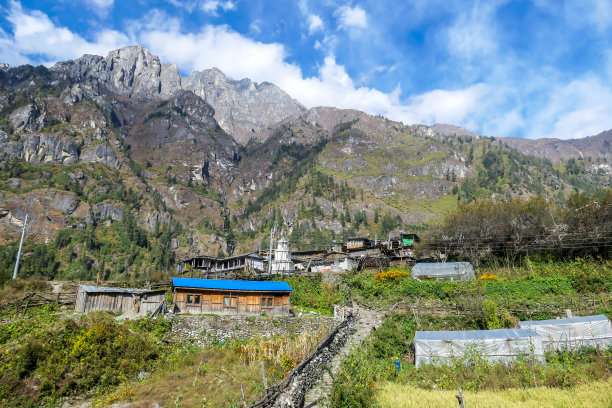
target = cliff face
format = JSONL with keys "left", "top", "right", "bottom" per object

{"left": 182, "top": 68, "right": 306, "bottom": 145}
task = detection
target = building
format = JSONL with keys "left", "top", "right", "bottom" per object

{"left": 519, "top": 315, "right": 612, "bottom": 351}
{"left": 270, "top": 236, "right": 295, "bottom": 275}
{"left": 411, "top": 262, "right": 475, "bottom": 282}
{"left": 74, "top": 285, "right": 166, "bottom": 316}
{"left": 180, "top": 253, "right": 265, "bottom": 277}
{"left": 172, "top": 277, "right": 292, "bottom": 315}
{"left": 345, "top": 237, "right": 372, "bottom": 251}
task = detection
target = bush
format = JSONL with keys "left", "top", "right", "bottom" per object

{"left": 281, "top": 275, "right": 345, "bottom": 315}
{"left": 482, "top": 299, "right": 501, "bottom": 329}
{"left": 0, "top": 313, "right": 163, "bottom": 406}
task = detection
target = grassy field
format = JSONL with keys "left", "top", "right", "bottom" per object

{"left": 377, "top": 378, "right": 612, "bottom": 408}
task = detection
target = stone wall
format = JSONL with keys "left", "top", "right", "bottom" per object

{"left": 170, "top": 314, "right": 336, "bottom": 345}
{"left": 247, "top": 312, "right": 357, "bottom": 407}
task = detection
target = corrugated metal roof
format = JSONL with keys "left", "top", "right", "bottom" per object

{"left": 172, "top": 278, "right": 292, "bottom": 292}
{"left": 79, "top": 285, "right": 164, "bottom": 294}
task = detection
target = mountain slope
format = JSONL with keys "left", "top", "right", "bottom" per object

{"left": 0, "top": 46, "right": 609, "bottom": 281}
{"left": 504, "top": 130, "right": 612, "bottom": 163}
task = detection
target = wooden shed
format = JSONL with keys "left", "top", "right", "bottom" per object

{"left": 75, "top": 285, "right": 166, "bottom": 316}
{"left": 172, "top": 278, "right": 292, "bottom": 316}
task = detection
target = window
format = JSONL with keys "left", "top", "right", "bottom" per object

{"left": 187, "top": 294, "right": 201, "bottom": 305}
{"left": 260, "top": 297, "right": 274, "bottom": 308}
{"left": 223, "top": 296, "right": 237, "bottom": 307}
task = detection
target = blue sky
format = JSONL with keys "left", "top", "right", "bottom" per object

{"left": 1, "top": 0, "right": 611, "bottom": 139}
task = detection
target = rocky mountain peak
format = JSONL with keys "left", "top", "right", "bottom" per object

{"left": 54, "top": 45, "right": 181, "bottom": 100}
{"left": 183, "top": 67, "right": 306, "bottom": 145}
{"left": 51, "top": 47, "right": 305, "bottom": 145}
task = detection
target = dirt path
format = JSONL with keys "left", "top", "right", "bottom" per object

{"left": 303, "top": 304, "right": 382, "bottom": 407}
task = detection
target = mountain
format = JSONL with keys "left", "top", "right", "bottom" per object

{"left": 52, "top": 46, "right": 305, "bottom": 145}
{"left": 503, "top": 130, "right": 612, "bottom": 163}
{"left": 0, "top": 46, "right": 609, "bottom": 281}
{"left": 182, "top": 68, "right": 306, "bottom": 145}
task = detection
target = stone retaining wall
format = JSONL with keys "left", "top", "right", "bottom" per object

{"left": 170, "top": 314, "right": 336, "bottom": 345}
{"left": 248, "top": 312, "right": 357, "bottom": 408}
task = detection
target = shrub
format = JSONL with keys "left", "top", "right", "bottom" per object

{"left": 0, "top": 313, "right": 163, "bottom": 406}
{"left": 482, "top": 299, "right": 502, "bottom": 330}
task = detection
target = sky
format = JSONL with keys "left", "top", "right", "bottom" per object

{"left": 0, "top": 0, "right": 611, "bottom": 140}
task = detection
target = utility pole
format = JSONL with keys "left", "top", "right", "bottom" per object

{"left": 12, "top": 214, "right": 28, "bottom": 280}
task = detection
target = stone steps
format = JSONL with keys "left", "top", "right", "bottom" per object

{"left": 303, "top": 305, "right": 382, "bottom": 407}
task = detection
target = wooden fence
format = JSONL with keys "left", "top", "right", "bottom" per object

{"left": 0, "top": 291, "right": 76, "bottom": 317}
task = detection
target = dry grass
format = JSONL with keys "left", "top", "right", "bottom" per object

{"left": 233, "top": 323, "right": 331, "bottom": 369}
{"left": 98, "top": 348, "right": 264, "bottom": 407}
{"left": 0, "top": 279, "right": 50, "bottom": 304}
{"left": 98, "top": 327, "right": 332, "bottom": 408}
{"left": 377, "top": 378, "right": 612, "bottom": 408}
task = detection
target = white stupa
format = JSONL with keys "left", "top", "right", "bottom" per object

{"left": 271, "top": 235, "right": 294, "bottom": 274}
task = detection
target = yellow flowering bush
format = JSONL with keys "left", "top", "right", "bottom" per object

{"left": 374, "top": 269, "right": 409, "bottom": 282}
{"left": 478, "top": 272, "right": 499, "bottom": 280}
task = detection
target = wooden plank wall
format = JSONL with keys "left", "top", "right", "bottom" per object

{"left": 174, "top": 289, "right": 290, "bottom": 315}
{"left": 74, "top": 288, "right": 165, "bottom": 316}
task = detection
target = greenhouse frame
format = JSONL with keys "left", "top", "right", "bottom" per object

{"left": 518, "top": 314, "right": 612, "bottom": 351}
{"left": 411, "top": 262, "right": 475, "bottom": 282}
{"left": 413, "top": 328, "right": 545, "bottom": 368}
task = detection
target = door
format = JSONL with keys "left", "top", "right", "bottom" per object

{"left": 238, "top": 295, "right": 247, "bottom": 314}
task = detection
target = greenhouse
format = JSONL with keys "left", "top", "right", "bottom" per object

{"left": 413, "top": 328, "right": 545, "bottom": 368}
{"left": 518, "top": 314, "right": 612, "bottom": 351}
{"left": 411, "top": 262, "right": 475, "bottom": 282}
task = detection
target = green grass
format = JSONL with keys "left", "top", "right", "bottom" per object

{"left": 280, "top": 275, "right": 346, "bottom": 316}
{"left": 347, "top": 259, "right": 612, "bottom": 319}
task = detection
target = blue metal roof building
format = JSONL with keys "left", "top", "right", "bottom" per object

{"left": 172, "top": 278, "right": 293, "bottom": 315}
{"left": 172, "top": 278, "right": 292, "bottom": 292}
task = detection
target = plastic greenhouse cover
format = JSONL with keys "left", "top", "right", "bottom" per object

{"left": 411, "top": 262, "right": 475, "bottom": 281}
{"left": 518, "top": 314, "right": 612, "bottom": 351}
{"left": 413, "top": 329, "right": 545, "bottom": 368}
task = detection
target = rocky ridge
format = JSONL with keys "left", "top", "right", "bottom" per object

{"left": 504, "top": 130, "right": 612, "bottom": 163}
{"left": 52, "top": 46, "right": 304, "bottom": 145}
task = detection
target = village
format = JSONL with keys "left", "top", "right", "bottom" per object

{"left": 57, "top": 230, "right": 611, "bottom": 407}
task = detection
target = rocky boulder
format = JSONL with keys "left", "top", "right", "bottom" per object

{"left": 80, "top": 143, "right": 119, "bottom": 168}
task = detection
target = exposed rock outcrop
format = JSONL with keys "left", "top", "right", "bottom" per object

{"left": 183, "top": 68, "right": 306, "bottom": 144}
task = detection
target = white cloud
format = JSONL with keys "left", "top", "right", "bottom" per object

{"left": 308, "top": 14, "right": 324, "bottom": 33}
{"left": 249, "top": 19, "right": 262, "bottom": 35}
{"left": 335, "top": 5, "right": 368, "bottom": 29}
{"left": 563, "top": 0, "right": 612, "bottom": 33}
{"left": 446, "top": 2, "right": 498, "bottom": 60}
{"left": 201, "top": 0, "right": 236, "bottom": 16}
{"left": 2, "top": 1, "right": 128, "bottom": 64}
{"left": 165, "top": 0, "right": 199, "bottom": 13}
{"left": 84, "top": 0, "right": 114, "bottom": 18}
{"left": 530, "top": 77, "right": 612, "bottom": 140}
